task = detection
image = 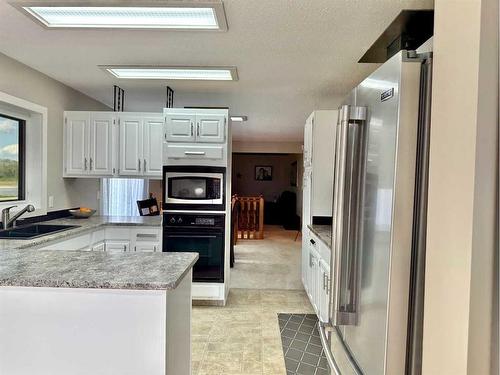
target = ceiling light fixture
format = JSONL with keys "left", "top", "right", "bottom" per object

{"left": 230, "top": 116, "right": 248, "bottom": 122}
{"left": 12, "top": 2, "right": 228, "bottom": 30}
{"left": 101, "top": 66, "right": 238, "bottom": 81}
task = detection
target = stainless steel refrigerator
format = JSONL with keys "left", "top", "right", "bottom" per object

{"left": 319, "top": 50, "right": 432, "bottom": 375}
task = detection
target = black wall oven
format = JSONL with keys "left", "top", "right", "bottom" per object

{"left": 163, "top": 212, "right": 225, "bottom": 283}
{"left": 163, "top": 166, "right": 225, "bottom": 211}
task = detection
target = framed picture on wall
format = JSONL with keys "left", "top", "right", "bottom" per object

{"left": 255, "top": 166, "right": 273, "bottom": 181}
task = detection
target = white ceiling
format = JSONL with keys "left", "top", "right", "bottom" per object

{"left": 0, "top": 0, "right": 433, "bottom": 142}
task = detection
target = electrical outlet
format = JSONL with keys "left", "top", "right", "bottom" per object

{"left": 48, "top": 196, "right": 54, "bottom": 208}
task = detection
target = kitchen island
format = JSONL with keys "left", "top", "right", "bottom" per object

{"left": 0, "top": 244, "right": 197, "bottom": 375}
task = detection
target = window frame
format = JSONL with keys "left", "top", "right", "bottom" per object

{"left": 0, "top": 112, "right": 26, "bottom": 202}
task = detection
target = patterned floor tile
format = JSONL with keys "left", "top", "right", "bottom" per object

{"left": 278, "top": 314, "right": 330, "bottom": 375}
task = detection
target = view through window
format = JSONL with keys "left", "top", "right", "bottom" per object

{"left": 0, "top": 114, "right": 24, "bottom": 202}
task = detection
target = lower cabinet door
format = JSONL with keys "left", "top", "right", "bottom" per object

{"left": 318, "top": 259, "right": 330, "bottom": 323}
{"left": 105, "top": 240, "right": 130, "bottom": 252}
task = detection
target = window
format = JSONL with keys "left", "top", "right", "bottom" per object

{"left": 0, "top": 113, "right": 25, "bottom": 202}
{"left": 101, "top": 178, "right": 147, "bottom": 216}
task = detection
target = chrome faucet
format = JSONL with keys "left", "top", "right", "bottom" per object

{"left": 1, "top": 205, "right": 35, "bottom": 230}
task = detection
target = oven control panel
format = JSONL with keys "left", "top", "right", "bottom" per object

{"left": 163, "top": 213, "right": 224, "bottom": 228}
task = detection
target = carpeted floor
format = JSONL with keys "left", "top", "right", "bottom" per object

{"left": 230, "top": 226, "right": 303, "bottom": 290}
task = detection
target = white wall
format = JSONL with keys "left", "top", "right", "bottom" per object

{"left": 233, "top": 141, "right": 303, "bottom": 154}
{"left": 232, "top": 153, "right": 300, "bottom": 203}
{"left": 0, "top": 53, "right": 109, "bottom": 211}
{"left": 422, "top": 0, "right": 498, "bottom": 374}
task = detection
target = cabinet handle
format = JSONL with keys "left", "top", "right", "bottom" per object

{"left": 123, "top": 245, "right": 126, "bottom": 251}
{"left": 326, "top": 276, "right": 330, "bottom": 295}
{"left": 89, "top": 158, "right": 93, "bottom": 171}
{"left": 184, "top": 151, "right": 206, "bottom": 156}
{"left": 84, "top": 158, "right": 88, "bottom": 170}
{"left": 197, "top": 122, "right": 200, "bottom": 137}
{"left": 134, "top": 246, "right": 137, "bottom": 252}
{"left": 190, "top": 122, "right": 194, "bottom": 136}
{"left": 144, "top": 159, "right": 147, "bottom": 171}
{"left": 113, "top": 168, "right": 116, "bottom": 174}
{"left": 138, "top": 159, "right": 141, "bottom": 172}
{"left": 154, "top": 246, "right": 157, "bottom": 252}
{"left": 310, "top": 239, "right": 316, "bottom": 245}
{"left": 323, "top": 272, "right": 327, "bottom": 290}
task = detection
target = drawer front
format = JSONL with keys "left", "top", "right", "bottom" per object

{"left": 105, "top": 240, "right": 130, "bottom": 252}
{"left": 134, "top": 242, "right": 159, "bottom": 252}
{"left": 165, "top": 144, "right": 224, "bottom": 160}
{"left": 40, "top": 233, "right": 92, "bottom": 251}
{"left": 105, "top": 227, "right": 132, "bottom": 240}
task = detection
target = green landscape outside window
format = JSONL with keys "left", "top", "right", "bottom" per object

{"left": 0, "top": 114, "right": 24, "bottom": 202}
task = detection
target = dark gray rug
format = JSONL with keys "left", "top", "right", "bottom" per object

{"left": 278, "top": 313, "right": 330, "bottom": 375}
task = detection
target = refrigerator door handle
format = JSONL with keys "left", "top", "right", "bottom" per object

{"left": 330, "top": 104, "right": 367, "bottom": 327}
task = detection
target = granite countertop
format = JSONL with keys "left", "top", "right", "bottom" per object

{"left": 308, "top": 224, "right": 332, "bottom": 248}
{"left": 0, "top": 249, "right": 198, "bottom": 290}
{"left": 0, "top": 215, "right": 162, "bottom": 250}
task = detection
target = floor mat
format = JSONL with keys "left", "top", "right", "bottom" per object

{"left": 278, "top": 313, "right": 330, "bottom": 375}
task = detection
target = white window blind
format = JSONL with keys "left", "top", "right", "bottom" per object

{"left": 101, "top": 178, "right": 147, "bottom": 216}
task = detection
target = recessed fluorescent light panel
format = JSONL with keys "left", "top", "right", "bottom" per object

{"left": 14, "top": 2, "right": 227, "bottom": 30}
{"left": 102, "top": 66, "right": 238, "bottom": 81}
{"left": 230, "top": 116, "right": 247, "bottom": 122}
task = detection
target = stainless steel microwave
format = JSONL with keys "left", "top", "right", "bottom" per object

{"left": 162, "top": 166, "right": 225, "bottom": 211}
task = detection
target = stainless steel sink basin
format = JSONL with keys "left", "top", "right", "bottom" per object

{"left": 0, "top": 224, "right": 80, "bottom": 239}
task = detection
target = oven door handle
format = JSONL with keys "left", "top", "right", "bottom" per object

{"left": 167, "top": 235, "right": 219, "bottom": 239}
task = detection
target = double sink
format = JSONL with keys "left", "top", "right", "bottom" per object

{"left": 0, "top": 224, "right": 80, "bottom": 240}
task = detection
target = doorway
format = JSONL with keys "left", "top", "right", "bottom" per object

{"left": 230, "top": 152, "right": 303, "bottom": 289}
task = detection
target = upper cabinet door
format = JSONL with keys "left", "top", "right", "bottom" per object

{"left": 196, "top": 114, "right": 226, "bottom": 143}
{"left": 165, "top": 114, "right": 196, "bottom": 143}
{"left": 89, "top": 113, "right": 114, "bottom": 176}
{"left": 65, "top": 112, "right": 90, "bottom": 175}
{"left": 143, "top": 116, "right": 164, "bottom": 177}
{"left": 119, "top": 116, "right": 143, "bottom": 176}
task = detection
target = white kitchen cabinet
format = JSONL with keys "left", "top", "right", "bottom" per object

{"left": 39, "top": 233, "right": 93, "bottom": 251}
{"left": 64, "top": 111, "right": 163, "bottom": 179}
{"left": 142, "top": 116, "right": 164, "bottom": 177}
{"left": 65, "top": 112, "right": 90, "bottom": 175}
{"left": 163, "top": 108, "right": 229, "bottom": 167}
{"left": 165, "top": 113, "right": 226, "bottom": 144}
{"left": 119, "top": 115, "right": 143, "bottom": 176}
{"left": 318, "top": 259, "right": 330, "bottom": 323}
{"left": 39, "top": 226, "right": 161, "bottom": 254}
{"left": 308, "top": 245, "right": 320, "bottom": 314}
{"left": 119, "top": 114, "right": 163, "bottom": 178}
{"left": 196, "top": 114, "right": 226, "bottom": 143}
{"left": 165, "top": 113, "right": 196, "bottom": 142}
{"left": 89, "top": 113, "right": 114, "bottom": 176}
{"left": 305, "top": 231, "right": 331, "bottom": 322}
{"left": 64, "top": 112, "right": 115, "bottom": 177}
{"left": 165, "top": 144, "right": 224, "bottom": 161}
